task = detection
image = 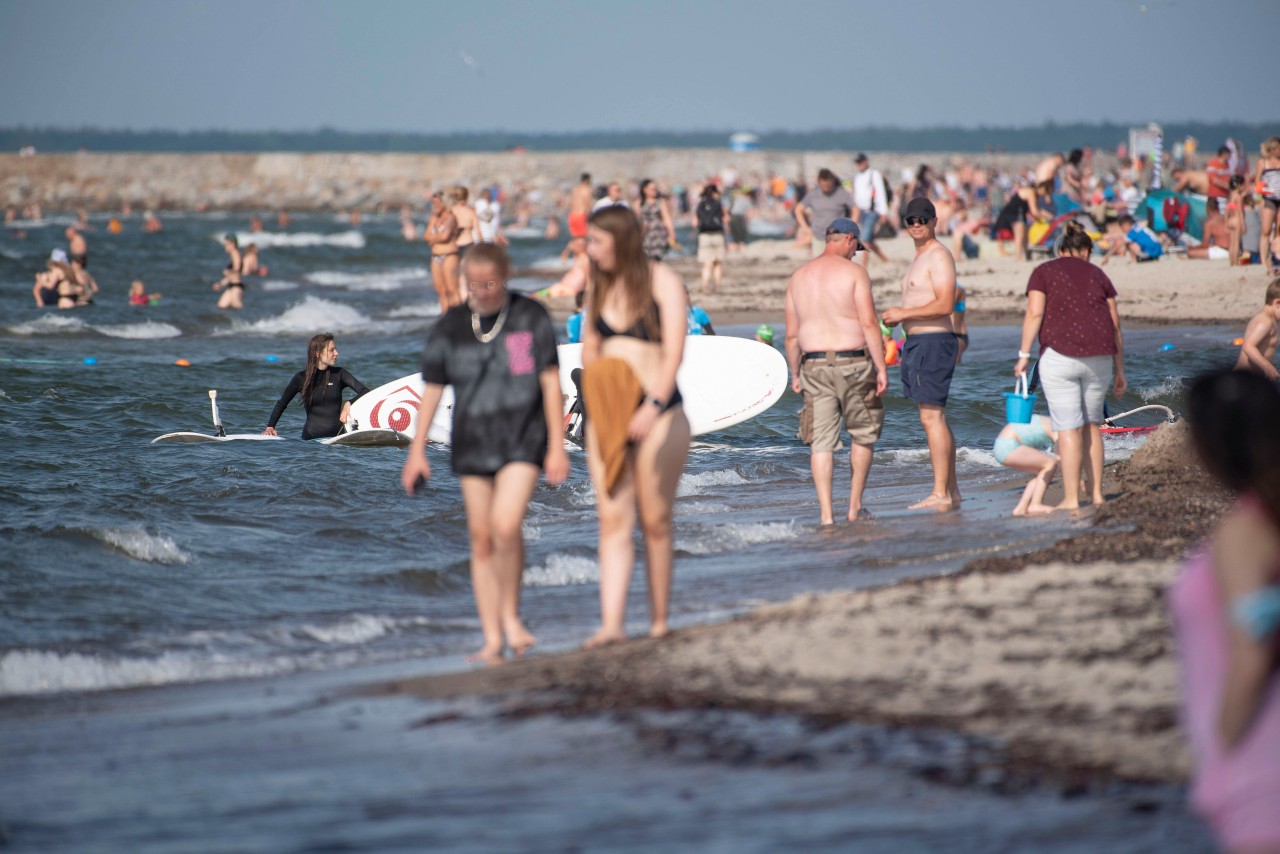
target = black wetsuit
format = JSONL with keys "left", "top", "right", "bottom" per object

{"left": 421, "top": 293, "right": 558, "bottom": 476}
{"left": 267, "top": 367, "right": 369, "bottom": 440}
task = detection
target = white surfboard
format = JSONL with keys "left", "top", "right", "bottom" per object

{"left": 348, "top": 336, "right": 788, "bottom": 444}
{"left": 151, "top": 432, "right": 283, "bottom": 444}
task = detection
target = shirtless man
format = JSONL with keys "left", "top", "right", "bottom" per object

{"left": 1035, "top": 153, "right": 1065, "bottom": 189}
{"left": 882, "top": 198, "right": 961, "bottom": 511}
{"left": 65, "top": 227, "right": 88, "bottom": 268}
{"left": 212, "top": 235, "right": 245, "bottom": 309}
{"left": 1186, "top": 205, "right": 1232, "bottom": 260}
{"left": 1172, "top": 168, "right": 1212, "bottom": 195}
{"left": 785, "top": 218, "right": 888, "bottom": 524}
{"left": 1234, "top": 278, "right": 1280, "bottom": 381}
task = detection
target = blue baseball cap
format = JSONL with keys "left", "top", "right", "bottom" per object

{"left": 825, "top": 217, "right": 865, "bottom": 250}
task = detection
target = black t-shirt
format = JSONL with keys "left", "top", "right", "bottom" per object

{"left": 421, "top": 293, "right": 559, "bottom": 475}
{"left": 267, "top": 366, "right": 369, "bottom": 440}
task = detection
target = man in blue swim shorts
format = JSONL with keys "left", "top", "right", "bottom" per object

{"left": 883, "top": 198, "right": 962, "bottom": 511}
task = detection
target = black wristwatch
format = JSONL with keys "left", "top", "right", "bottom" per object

{"left": 646, "top": 396, "right": 665, "bottom": 409}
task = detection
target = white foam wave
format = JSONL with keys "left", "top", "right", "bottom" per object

{"left": 226, "top": 230, "right": 366, "bottom": 249}
{"left": 679, "top": 520, "right": 801, "bottom": 555}
{"left": 523, "top": 554, "right": 598, "bottom": 587}
{"left": 0, "top": 648, "right": 292, "bottom": 696}
{"left": 295, "top": 613, "right": 398, "bottom": 645}
{"left": 96, "top": 321, "right": 182, "bottom": 340}
{"left": 504, "top": 226, "right": 545, "bottom": 241}
{"left": 219, "top": 295, "right": 377, "bottom": 336}
{"left": 6, "top": 314, "right": 91, "bottom": 335}
{"left": 388, "top": 303, "right": 442, "bottom": 319}
{"left": 260, "top": 279, "right": 299, "bottom": 291}
{"left": 94, "top": 527, "right": 190, "bottom": 565}
{"left": 1, "top": 247, "right": 24, "bottom": 260}
{"left": 677, "top": 469, "right": 750, "bottom": 497}
{"left": 306, "top": 266, "right": 428, "bottom": 291}
{"left": 881, "top": 446, "right": 1001, "bottom": 468}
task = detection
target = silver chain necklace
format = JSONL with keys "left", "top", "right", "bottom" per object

{"left": 470, "top": 297, "right": 510, "bottom": 343}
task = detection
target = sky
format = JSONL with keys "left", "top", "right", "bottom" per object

{"left": 1, "top": 0, "right": 1276, "bottom": 134}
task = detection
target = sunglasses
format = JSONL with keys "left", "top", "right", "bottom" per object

{"left": 903, "top": 216, "right": 933, "bottom": 227}
{"left": 468, "top": 279, "right": 505, "bottom": 291}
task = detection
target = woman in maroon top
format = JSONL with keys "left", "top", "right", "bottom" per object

{"left": 1015, "top": 222, "right": 1127, "bottom": 509}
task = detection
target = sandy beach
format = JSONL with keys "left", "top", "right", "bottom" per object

{"left": 534, "top": 234, "right": 1270, "bottom": 328}
{"left": 368, "top": 421, "right": 1229, "bottom": 790}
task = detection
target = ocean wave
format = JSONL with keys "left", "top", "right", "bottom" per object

{"left": 0, "top": 648, "right": 293, "bottom": 696}
{"left": 93, "top": 527, "right": 191, "bottom": 565}
{"left": 387, "top": 303, "right": 442, "bottom": 319}
{"left": 224, "top": 230, "right": 366, "bottom": 249}
{"left": 96, "top": 321, "right": 182, "bottom": 340}
{"left": 5, "top": 314, "right": 91, "bottom": 335}
{"left": 1138, "top": 377, "right": 1186, "bottom": 402}
{"left": 306, "top": 266, "right": 428, "bottom": 291}
{"left": 217, "top": 295, "right": 379, "bottom": 336}
{"left": 881, "top": 446, "right": 1001, "bottom": 469}
{"left": 679, "top": 520, "right": 800, "bottom": 555}
{"left": 260, "top": 279, "right": 300, "bottom": 291}
{"left": 677, "top": 469, "right": 750, "bottom": 497}
{"left": 523, "top": 553, "right": 598, "bottom": 587}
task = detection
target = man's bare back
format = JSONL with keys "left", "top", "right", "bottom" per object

{"left": 570, "top": 183, "right": 592, "bottom": 216}
{"left": 788, "top": 254, "right": 874, "bottom": 353}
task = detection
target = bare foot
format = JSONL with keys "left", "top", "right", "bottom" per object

{"left": 848, "top": 508, "right": 875, "bottom": 522}
{"left": 1056, "top": 500, "right": 1082, "bottom": 511}
{"left": 649, "top": 622, "right": 670, "bottom": 639}
{"left": 582, "top": 629, "right": 627, "bottom": 650}
{"left": 465, "top": 645, "right": 505, "bottom": 666}
{"left": 1012, "top": 507, "right": 1027, "bottom": 517}
{"left": 908, "top": 494, "right": 954, "bottom": 512}
{"left": 1026, "top": 504, "right": 1057, "bottom": 516}
{"left": 505, "top": 627, "right": 537, "bottom": 657}
{"left": 1090, "top": 495, "right": 1106, "bottom": 506}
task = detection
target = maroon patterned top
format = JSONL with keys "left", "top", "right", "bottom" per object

{"left": 1027, "top": 257, "right": 1118, "bottom": 358}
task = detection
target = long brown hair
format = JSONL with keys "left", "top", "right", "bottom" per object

{"left": 300, "top": 333, "right": 334, "bottom": 409}
{"left": 586, "top": 205, "right": 659, "bottom": 339}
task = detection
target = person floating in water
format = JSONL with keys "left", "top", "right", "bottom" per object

{"left": 400, "top": 244, "right": 569, "bottom": 665}
{"left": 213, "top": 235, "right": 245, "bottom": 310}
{"left": 263, "top": 334, "right": 370, "bottom": 440}
{"left": 129, "top": 280, "right": 160, "bottom": 305}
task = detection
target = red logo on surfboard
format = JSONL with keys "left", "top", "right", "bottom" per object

{"left": 368, "top": 385, "right": 420, "bottom": 433}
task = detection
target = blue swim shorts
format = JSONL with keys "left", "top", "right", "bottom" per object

{"left": 901, "top": 332, "right": 959, "bottom": 406}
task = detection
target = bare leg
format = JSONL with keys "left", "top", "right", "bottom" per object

{"left": 700, "top": 261, "right": 712, "bottom": 294}
{"left": 1004, "top": 446, "right": 1058, "bottom": 516}
{"left": 1014, "top": 221, "right": 1028, "bottom": 260}
{"left": 867, "top": 239, "right": 888, "bottom": 263}
{"left": 442, "top": 254, "right": 461, "bottom": 308}
{"left": 1056, "top": 427, "right": 1084, "bottom": 510}
{"left": 909, "top": 404, "right": 959, "bottom": 510}
{"left": 712, "top": 260, "right": 723, "bottom": 293}
{"left": 1084, "top": 423, "right": 1105, "bottom": 505}
{"left": 583, "top": 425, "right": 638, "bottom": 647}
{"left": 632, "top": 408, "right": 691, "bottom": 638}
{"left": 458, "top": 476, "right": 505, "bottom": 664}
{"left": 1261, "top": 206, "right": 1276, "bottom": 273}
{"left": 848, "top": 443, "right": 874, "bottom": 520}
{"left": 431, "top": 258, "right": 449, "bottom": 309}
{"left": 487, "top": 463, "right": 542, "bottom": 654}
{"left": 810, "top": 450, "right": 835, "bottom": 525}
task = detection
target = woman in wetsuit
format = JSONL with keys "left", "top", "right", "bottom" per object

{"left": 580, "top": 205, "right": 691, "bottom": 648}
{"left": 263, "top": 333, "right": 370, "bottom": 440}
{"left": 400, "top": 244, "right": 569, "bottom": 665}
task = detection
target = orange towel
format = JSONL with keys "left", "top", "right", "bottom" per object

{"left": 581, "top": 357, "right": 643, "bottom": 496}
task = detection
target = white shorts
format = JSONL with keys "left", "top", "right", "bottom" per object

{"left": 1208, "top": 245, "right": 1229, "bottom": 261}
{"left": 1038, "top": 348, "right": 1113, "bottom": 431}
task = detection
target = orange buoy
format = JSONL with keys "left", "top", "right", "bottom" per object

{"left": 1232, "top": 337, "right": 1244, "bottom": 346}
{"left": 174, "top": 359, "right": 191, "bottom": 367}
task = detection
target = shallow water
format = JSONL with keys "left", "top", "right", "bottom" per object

{"left": 0, "top": 213, "right": 1233, "bottom": 849}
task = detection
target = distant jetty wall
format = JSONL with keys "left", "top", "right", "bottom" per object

{"left": 0, "top": 150, "right": 1049, "bottom": 211}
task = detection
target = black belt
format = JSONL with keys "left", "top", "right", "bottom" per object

{"left": 801, "top": 349, "right": 866, "bottom": 362}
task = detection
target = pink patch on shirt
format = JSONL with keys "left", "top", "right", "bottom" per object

{"left": 506, "top": 331, "right": 535, "bottom": 375}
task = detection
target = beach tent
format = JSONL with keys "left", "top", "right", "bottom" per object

{"left": 1134, "top": 189, "right": 1207, "bottom": 242}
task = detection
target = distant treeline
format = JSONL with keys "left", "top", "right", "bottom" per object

{"left": 3, "top": 122, "right": 1276, "bottom": 154}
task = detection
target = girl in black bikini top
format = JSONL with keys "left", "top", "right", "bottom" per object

{"left": 593, "top": 301, "right": 682, "bottom": 409}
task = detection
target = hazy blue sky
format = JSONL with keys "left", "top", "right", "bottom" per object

{"left": 2, "top": 0, "right": 1275, "bottom": 132}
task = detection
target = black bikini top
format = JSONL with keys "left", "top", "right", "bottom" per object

{"left": 594, "top": 301, "right": 662, "bottom": 343}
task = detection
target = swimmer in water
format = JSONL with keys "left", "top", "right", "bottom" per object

{"left": 213, "top": 235, "right": 245, "bottom": 309}
{"left": 263, "top": 334, "right": 370, "bottom": 440}
{"left": 992, "top": 415, "right": 1060, "bottom": 516}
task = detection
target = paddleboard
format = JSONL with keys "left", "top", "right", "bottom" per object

{"left": 319, "top": 428, "right": 410, "bottom": 447}
{"left": 348, "top": 336, "right": 788, "bottom": 443}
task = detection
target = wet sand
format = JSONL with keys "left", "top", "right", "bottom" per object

{"left": 530, "top": 235, "right": 1270, "bottom": 328}
{"left": 367, "top": 422, "right": 1228, "bottom": 789}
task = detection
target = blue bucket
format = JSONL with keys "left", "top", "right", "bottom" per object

{"left": 1004, "top": 375, "right": 1037, "bottom": 424}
